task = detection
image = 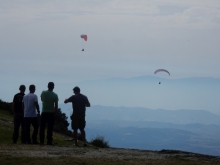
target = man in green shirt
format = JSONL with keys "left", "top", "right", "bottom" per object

{"left": 40, "top": 82, "right": 59, "bottom": 145}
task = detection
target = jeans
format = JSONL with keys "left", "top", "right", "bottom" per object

{"left": 40, "top": 112, "right": 55, "bottom": 144}
{"left": 24, "top": 117, "right": 39, "bottom": 143}
{"left": 12, "top": 113, "right": 25, "bottom": 143}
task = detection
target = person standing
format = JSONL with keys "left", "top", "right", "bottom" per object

{"left": 12, "top": 85, "right": 26, "bottom": 144}
{"left": 64, "top": 86, "right": 90, "bottom": 146}
{"left": 22, "top": 84, "right": 40, "bottom": 144}
{"left": 40, "top": 82, "right": 59, "bottom": 145}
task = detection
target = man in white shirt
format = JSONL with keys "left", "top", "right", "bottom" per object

{"left": 22, "top": 84, "right": 40, "bottom": 144}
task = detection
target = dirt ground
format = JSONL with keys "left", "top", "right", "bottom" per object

{"left": 0, "top": 144, "right": 219, "bottom": 163}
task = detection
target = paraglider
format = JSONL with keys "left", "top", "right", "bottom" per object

{"left": 154, "top": 69, "right": 170, "bottom": 84}
{"left": 154, "top": 69, "right": 170, "bottom": 76}
{"left": 80, "top": 34, "right": 87, "bottom": 51}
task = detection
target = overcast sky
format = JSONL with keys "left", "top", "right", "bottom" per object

{"left": 1, "top": 0, "right": 220, "bottom": 105}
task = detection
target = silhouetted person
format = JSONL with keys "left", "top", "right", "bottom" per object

{"left": 22, "top": 84, "right": 40, "bottom": 144}
{"left": 40, "top": 82, "right": 58, "bottom": 145}
{"left": 12, "top": 85, "right": 26, "bottom": 144}
{"left": 64, "top": 86, "right": 90, "bottom": 146}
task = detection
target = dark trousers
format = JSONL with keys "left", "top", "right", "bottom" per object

{"left": 12, "top": 113, "right": 25, "bottom": 143}
{"left": 40, "top": 113, "right": 55, "bottom": 144}
{"left": 24, "top": 117, "right": 39, "bottom": 143}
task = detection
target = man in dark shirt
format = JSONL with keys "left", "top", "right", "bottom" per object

{"left": 12, "top": 85, "right": 26, "bottom": 144}
{"left": 64, "top": 86, "right": 90, "bottom": 146}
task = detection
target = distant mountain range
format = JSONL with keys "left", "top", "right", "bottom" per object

{"left": 58, "top": 104, "right": 220, "bottom": 156}
{"left": 85, "top": 121, "right": 220, "bottom": 156}
{"left": 57, "top": 76, "right": 220, "bottom": 156}
{"left": 59, "top": 76, "right": 220, "bottom": 115}
{"left": 59, "top": 104, "right": 220, "bottom": 125}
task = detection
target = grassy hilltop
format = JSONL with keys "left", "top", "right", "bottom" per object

{"left": 0, "top": 101, "right": 220, "bottom": 165}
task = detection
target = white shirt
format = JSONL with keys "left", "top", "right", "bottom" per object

{"left": 23, "top": 93, "right": 38, "bottom": 117}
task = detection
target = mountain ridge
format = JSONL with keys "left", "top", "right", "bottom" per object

{"left": 59, "top": 104, "right": 220, "bottom": 125}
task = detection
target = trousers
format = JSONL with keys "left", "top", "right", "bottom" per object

{"left": 40, "top": 112, "right": 55, "bottom": 144}
{"left": 24, "top": 117, "right": 39, "bottom": 143}
{"left": 12, "top": 113, "right": 25, "bottom": 143}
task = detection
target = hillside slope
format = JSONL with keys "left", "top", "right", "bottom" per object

{"left": 1, "top": 109, "right": 220, "bottom": 165}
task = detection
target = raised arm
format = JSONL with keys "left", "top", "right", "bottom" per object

{"left": 64, "top": 98, "right": 69, "bottom": 104}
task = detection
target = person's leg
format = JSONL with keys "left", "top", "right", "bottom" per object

{"left": 71, "top": 119, "right": 78, "bottom": 146}
{"left": 73, "top": 129, "right": 78, "bottom": 146}
{"left": 79, "top": 118, "right": 86, "bottom": 146}
{"left": 40, "top": 113, "right": 47, "bottom": 144}
{"left": 24, "top": 118, "right": 31, "bottom": 143}
{"left": 12, "top": 114, "right": 20, "bottom": 143}
{"left": 47, "top": 113, "right": 54, "bottom": 144}
{"left": 79, "top": 129, "right": 86, "bottom": 143}
{"left": 21, "top": 117, "right": 26, "bottom": 143}
{"left": 31, "top": 117, "right": 39, "bottom": 143}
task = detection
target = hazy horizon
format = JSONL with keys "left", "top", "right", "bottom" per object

{"left": 1, "top": 1, "right": 220, "bottom": 115}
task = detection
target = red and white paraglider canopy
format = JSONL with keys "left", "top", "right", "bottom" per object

{"left": 80, "top": 34, "right": 87, "bottom": 41}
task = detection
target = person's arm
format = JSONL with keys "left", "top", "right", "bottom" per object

{"left": 85, "top": 97, "right": 90, "bottom": 107}
{"left": 22, "top": 102, "right": 25, "bottom": 114}
{"left": 64, "top": 98, "right": 70, "bottom": 104}
{"left": 54, "top": 101, "right": 58, "bottom": 113}
{"left": 85, "top": 102, "right": 90, "bottom": 107}
{"left": 34, "top": 101, "right": 40, "bottom": 115}
{"left": 41, "top": 91, "right": 43, "bottom": 102}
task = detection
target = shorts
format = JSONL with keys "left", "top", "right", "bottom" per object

{"left": 71, "top": 117, "right": 86, "bottom": 130}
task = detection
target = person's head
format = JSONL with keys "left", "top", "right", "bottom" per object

{"left": 73, "top": 86, "right": 80, "bottom": 94}
{"left": 29, "top": 84, "right": 35, "bottom": 93}
{"left": 19, "top": 85, "right": 26, "bottom": 93}
{"left": 48, "top": 82, "right": 54, "bottom": 91}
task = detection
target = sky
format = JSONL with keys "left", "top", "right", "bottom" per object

{"left": 1, "top": 0, "right": 220, "bottom": 110}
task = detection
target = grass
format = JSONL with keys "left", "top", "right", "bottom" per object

{"left": 1, "top": 155, "right": 220, "bottom": 165}
{"left": 0, "top": 109, "right": 13, "bottom": 121}
{"left": 0, "top": 109, "right": 75, "bottom": 146}
{"left": 0, "top": 110, "right": 14, "bottom": 144}
{"left": 90, "top": 135, "right": 110, "bottom": 148}
{"left": 1, "top": 109, "right": 220, "bottom": 165}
